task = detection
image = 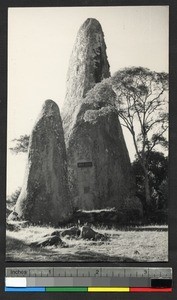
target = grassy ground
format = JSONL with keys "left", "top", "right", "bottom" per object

{"left": 6, "top": 224, "right": 168, "bottom": 262}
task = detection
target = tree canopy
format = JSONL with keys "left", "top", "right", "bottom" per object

{"left": 9, "top": 134, "right": 29, "bottom": 154}
{"left": 111, "top": 67, "right": 168, "bottom": 155}
{"left": 132, "top": 151, "right": 168, "bottom": 211}
{"left": 110, "top": 67, "right": 168, "bottom": 211}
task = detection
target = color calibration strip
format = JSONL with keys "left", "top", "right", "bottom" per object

{"left": 5, "top": 287, "right": 172, "bottom": 293}
{"left": 5, "top": 267, "right": 172, "bottom": 292}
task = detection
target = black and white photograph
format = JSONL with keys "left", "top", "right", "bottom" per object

{"left": 6, "top": 6, "right": 169, "bottom": 262}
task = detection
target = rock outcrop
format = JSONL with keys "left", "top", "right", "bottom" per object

{"left": 67, "top": 82, "right": 141, "bottom": 212}
{"left": 60, "top": 18, "right": 141, "bottom": 214}
{"left": 30, "top": 235, "right": 67, "bottom": 248}
{"left": 62, "top": 18, "right": 110, "bottom": 143}
{"left": 9, "top": 100, "right": 73, "bottom": 224}
{"left": 80, "top": 225, "right": 108, "bottom": 241}
{"left": 61, "top": 226, "right": 81, "bottom": 238}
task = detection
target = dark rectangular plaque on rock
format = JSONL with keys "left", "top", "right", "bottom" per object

{"left": 77, "top": 162, "right": 93, "bottom": 168}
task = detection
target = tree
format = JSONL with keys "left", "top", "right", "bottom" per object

{"left": 110, "top": 67, "right": 168, "bottom": 214}
{"left": 9, "top": 134, "right": 29, "bottom": 154}
{"left": 132, "top": 151, "right": 168, "bottom": 211}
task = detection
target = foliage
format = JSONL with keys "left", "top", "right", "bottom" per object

{"left": 110, "top": 67, "right": 168, "bottom": 210}
{"left": 132, "top": 151, "right": 168, "bottom": 211}
{"left": 111, "top": 67, "right": 168, "bottom": 154}
{"left": 9, "top": 135, "right": 29, "bottom": 154}
{"left": 85, "top": 80, "right": 116, "bottom": 108}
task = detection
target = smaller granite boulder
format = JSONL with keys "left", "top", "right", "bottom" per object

{"left": 94, "top": 232, "right": 109, "bottom": 241}
{"left": 81, "top": 225, "right": 108, "bottom": 241}
{"left": 30, "top": 235, "right": 67, "bottom": 247}
{"left": 50, "top": 230, "right": 62, "bottom": 236}
{"left": 61, "top": 226, "right": 81, "bottom": 238}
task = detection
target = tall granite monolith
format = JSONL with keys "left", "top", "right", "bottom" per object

{"left": 10, "top": 100, "right": 73, "bottom": 224}
{"left": 62, "top": 18, "right": 110, "bottom": 144}
{"left": 61, "top": 18, "right": 142, "bottom": 213}
{"left": 67, "top": 82, "right": 142, "bottom": 213}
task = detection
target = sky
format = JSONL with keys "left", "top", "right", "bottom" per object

{"left": 7, "top": 6, "right": 169, "bottom": 195}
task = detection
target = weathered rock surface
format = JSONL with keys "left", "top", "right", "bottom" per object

{"left": 61, "top": 18, "right": 141, "bottom": 214}
{"left": 50, "top": 230, "right": 62, "bottom": 236}
{"left": 30, "top": 235, "right": 66, "bottom": 247}
{"left": 61, "top": 226, "right": 81, "bottom": 238}
{"left": 30, "top": 226, "right": 108, "bottom": 248}
{"left": 9, "top": 100, "right": 73, "bottom": 224}
{"left": 81, "top": 225, "right": 108, "bottom": 241}
{"left": 62, "top": 18, "right": 110, "bottom": 143}
{"left": 46, "top": 226, "right": 104, "bottom": 240}
{"left": 67, "top": 82, "right": 141, "bottom": 212}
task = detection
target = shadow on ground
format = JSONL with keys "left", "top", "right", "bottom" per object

{"left": 68, "top": 251, "right": 137, "bottom": 262}
{"left": 6, "top": 235, "right": 137, "bottom": 262}
{"left": 118, "top": 226, "right": 168, "bottom": 232}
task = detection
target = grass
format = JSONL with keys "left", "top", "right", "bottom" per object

{"left": 6, "top": 224, "right": 168, "bottom": 262}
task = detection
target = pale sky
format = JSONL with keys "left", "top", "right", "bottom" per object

{"left": 7, "top": 6, "right": 169, "bottom": 195}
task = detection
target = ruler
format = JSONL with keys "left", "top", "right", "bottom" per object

{"left": 6, "top": 267, "right": 172, "bottom": 291}
{"left": 6, "top": 266, "right": 172, "bottom": 278}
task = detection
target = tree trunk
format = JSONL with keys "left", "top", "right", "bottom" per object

{"left": 142, "top": 164, "right": 152, "bottom": 220}
{"left": 131, "top": 131, "right": 152, "bottom": 216}
{"left": 143, "top": 167, "right": 151, "bottom": 206}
